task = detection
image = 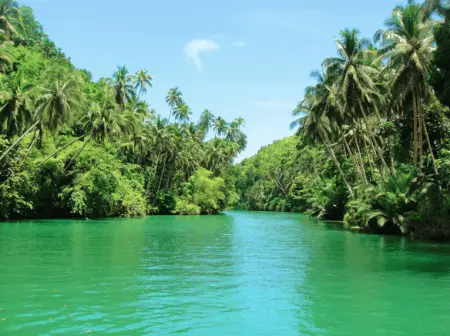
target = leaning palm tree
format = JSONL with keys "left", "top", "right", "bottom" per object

{"left": 0, "top": 0, "right": 22, "bottom": 40}
{"left": 134, "top": 69, "right": 152, "bottom": 100}
{"left": 324, "top": 28, "right": 390, "bottom": 174}
{"left": 63, "top": 100, "right": 137, "bottom": 170}
{"left": 292, "top": 88, "right": 355, "bottom": 198}
{"left": 375, "top": 1, "right": 436, "bottom": 166}
{"left": 113, "top": 65, "right": 135, "bottom": 110}
{"left": 0, "top": 78, "right": 81, "bottom": 163}
{"left": 165, "top": 87, "right": 183, "bottom": 122}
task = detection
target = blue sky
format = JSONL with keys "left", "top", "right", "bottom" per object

{"left": 22, "top": 0, "right": 397, "bottom": 160}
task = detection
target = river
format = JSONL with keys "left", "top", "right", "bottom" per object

{"left": 0, "top": 211, "right": 450, "bottom": 335}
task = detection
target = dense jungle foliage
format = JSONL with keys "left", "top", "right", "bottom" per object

{"left": 236, "top": 0, "right": 450, "bottom": 239}
{"left": 0, "top": 0, "right": 246, "bottom": 219}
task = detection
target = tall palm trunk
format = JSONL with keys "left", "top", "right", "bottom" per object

{"left": 37, "top": 135, "right": 85, "bottom": 167}
{"left": 358, "top": 101, "right": 391, "bottom": 176}
{"left": 416, "top": 91, "right": 424, "bottom": 167}
{"left": 358, "top": 118, "right": 385, "bottom": 179}
{"left": 321, "top": 133, "right": 354, "bottom": 199}
{"left": 423, "top": 119, "right": 439, "bottom": 176}
{"left": 412, "top": 91, "right": 418, "bottom": 166}
{"left": 26, "top": 129, "right": 39, "bottom": 155}
{"left": 157, "top": 153, "right": 168, "bottom": 194}
{"left": 363, "top": 136, "right": 376, "bottom": 173}
{"left": 0, "top": 120, "right": 39, "bottom": 163}
{"left": 343, "top": 136, "right": 366, "bottom": 183}
{"left": 353, "top": 133, "right": 368, "bottom": 183}
{"left": 64, "top": 135, "right": 93, "bottom": 172}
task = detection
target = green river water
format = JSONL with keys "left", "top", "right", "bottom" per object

{"left": 1, "top": 211, "right": 450, "bottom": 335}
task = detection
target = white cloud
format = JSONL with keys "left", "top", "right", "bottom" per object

{"left": 233, "top": 40, "right": 247, "bottom": 48}
{"left": 255, "top": 100, "right": 296, "bottom": 109}
{"left": 184, "top": 39, "right": 220, "bottom": 71}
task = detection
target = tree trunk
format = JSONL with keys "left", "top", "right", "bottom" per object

{"left": 166, "top": 157, "right": 176, "bottom": 189}
{"left": 38, "top": 135, "right": 85, "bottom": 167}
{"left": 322, "top": 133, "right": 354, "bottom": 199}
{"left": 26, "top": 128, "right": 39, "bottom": 155}
{"left": 157, "top": 154, "right": 167, "bottom": 194}
{"left": 137, "top": 88, "right": 142, "bottom": 101}
{"left": 353, "top": 134, "right": 368, "bottom": 183}
{"left": 64, "top": 135, "right": 92, "bottom": 171}
{"left": 0, "top": 120, "right": 39, "bottom": 163}
{"left": 423, "top": 119, "right": 438, "bottom": 176}
{"left": 417, "top": 91, "right": 424, "bottom": 167}
{"left": 343, "top": 136, "right": 366, "bottom": 184}
{"left": 358, "top": 101, "right": 391, "bottom": 176}
{"left": 412, "top": 91, "right": 418, "bottom": 166}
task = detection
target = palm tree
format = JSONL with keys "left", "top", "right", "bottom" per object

{"left": 198, "top": 109, "right": 215, "bottom": 136}
{"left": 134, "top": 69, "right": 152, "bottom": 100}
{"left": 150, "top": 116, "right": 176, "bottom": 194}
{"left": 165, "top": 87, "right": 183, "bottom": 122}
{"left": 0, "top": 0, "right": 22, "bottom": 40}
{"left": 375, "top": 1, "right": 436, "bottom": 166}
{"left": 63, "top": 99, "right": 137, "bottom": 170}
{"left": 324, "top": 28, "right": 390, "bottom": 174}
{"left": 174, "top": 103, "right": 191, "bottom": 124}
{"left": 0, "top": 72, "right": 33, "bottom": 138}
{"left": 213, "top": 116, "right": 227, "bottom": 137}
{"left": 113, "top": 65, "right": 135, "bottom": 110}
{"left": 0, "top": 78, "right": 81, "bottom": 163}
{"left": 292, "top": 86, "right": 355, "bottom": 198}
{"left": 0, "top": 39, "right": 13, "bottom": 73}
{"left": 204, "top": 138, "right": 230, "bottom": 175}
{"left": 421, "top": 0, "right": 450, "bottom": 17}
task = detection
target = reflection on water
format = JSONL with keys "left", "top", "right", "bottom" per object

{"left": 0, "top": 212, "right": 450, "bottom": 335}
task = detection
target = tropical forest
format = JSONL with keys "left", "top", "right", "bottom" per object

{"left": 0, "top": 1, "right": 246, "bottom": 219}
{"left": 236, "top": 0, "right": 450, "bottom": 239}
{"left": 2, "top": 0, "right": 450, "bottom": 241}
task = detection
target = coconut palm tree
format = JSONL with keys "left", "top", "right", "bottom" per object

{"left": 375, "top": 1, "right": 436, "bottom": 166}
{"left": 0, "top": 72, "right": 33, "bottom": 138}
{"left": 198, "top": 109, "right": 215, "bottom": 136}
{"left": 134, "top": 69, "right": 152, "bottom": 100}
{"left": 63, "top": 99, "right": 137, "bottom": 170}
{"left": 165, "top": 87, "right": 183, "bottom": 122}
{"left": 421, "top": 0, "right": 450, "bottom": 17}
{"left": 204, "top": 138, "right": 230, "bottom": 175}
{"left": 324, "top": 28, "right": 390, "bottom": 174}
{"left": 0, "top": 38, "right": 13, "bottom": 73}
{"left": 292, "top": 85, "right": 355, "bottom": 198}
{"left": 113, "top": 65, "right": 135, "bottom": 110}
{"left": 174, "top": 103, "right": 191, "bottom": 124}
{"left": 213, "top": 116, "right": 227, "bottom": 137}
{"left": 0, "top": 0, "right": 22, "bottom": 40}
{"left": 0, "top": 77, "right": 81, "bottom": 163}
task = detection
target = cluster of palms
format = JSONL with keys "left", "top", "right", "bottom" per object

{"left": 292, "top": 0, "right": 444, "bottom": 200}
{"left": 0, "top": 0, "right": 247, "bottom": 210}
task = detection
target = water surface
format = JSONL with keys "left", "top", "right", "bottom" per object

{"left": 1, "top": 211, "right": 450, "bottom": 335}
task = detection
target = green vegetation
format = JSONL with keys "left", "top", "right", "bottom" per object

{"left": 236, "top": 0, "right": 450, "bottom": 239}
{"left": 0, "top": 0, "right": 246, "bottom": 219}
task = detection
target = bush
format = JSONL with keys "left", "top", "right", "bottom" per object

{"left": 173, "top": 198, "right": 201, "bottom": 215}
{"left": 185, "top": 168, "right": 226, "bottom": 214}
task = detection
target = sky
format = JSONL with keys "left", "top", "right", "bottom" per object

{"left": 22, "top": 0, "right": 398, "bottom": 161}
